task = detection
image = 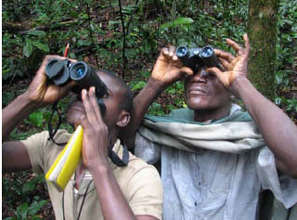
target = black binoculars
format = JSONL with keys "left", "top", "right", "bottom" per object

{"left": 45, "top": 59, "right": 107, "bottom": 114}
{"left": 176, "top": 46, "right": 222, "bottom": 73}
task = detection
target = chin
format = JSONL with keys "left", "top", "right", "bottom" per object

{"left": 186, "top": 97, "right": 211, "bottom": 110}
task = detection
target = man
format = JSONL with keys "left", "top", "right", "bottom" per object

{"left": 122, "top": 34, "right": 297, "bottom": 219}
{"left": 3, "top": 55, "right": 163, "bottom": 220}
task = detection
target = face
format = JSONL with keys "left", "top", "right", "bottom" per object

{"left": 66, "top": 71, "right": 129, "bottom": 129}
{"left": 184, "top": 68, "right": 231, "bottom": 111}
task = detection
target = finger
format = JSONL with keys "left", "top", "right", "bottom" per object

{"left": 226, "top": 39, "right": 241, "bottom": 54}
{"left": 161, "top": 47, "right": 169, "bottom": 56}
{"left": 243, "top": 33, "right": 250, "bottom": 55}
{"left": 81, "top": 89, "right": 97, "bottom": 124}
{"left": 180, "top": 67, "right": 193, "bottom": 76}
{"left": 168, "top": 45, "right": 176, "bottom": 57}
{"left": 89, "top": 87, "right": 104, "bottom": 123}
{"left": 207, "top": 67, "right": 230, "bottom": 87}
{"left": 218, "top": 58, "right": 232, "bottom": 70}
{"left": 214, "top": 49, "right": 235, "bottom": 62}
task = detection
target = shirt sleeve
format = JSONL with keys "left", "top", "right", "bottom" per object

{"left": 256, "top": 147, "right": 297, "bottom": 209}
{"left": 127, "top": 164, "right": 163, "bottom": 219}
{"left": 20, "top": 131, "right": 50, "bottom": 174}
{"left": 134, "top": 132, "right": 161, "bottom": 164}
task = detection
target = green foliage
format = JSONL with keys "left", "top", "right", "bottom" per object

{"left": 274, "top": 0, "right": 297, "bottom": 114}
{"left": 3, "top": 171, "right": 49, "bottom": 219}
{"left": 2, "top": 0, "right": 297, "bottom": 218}
{"left": 4, "top": 200, "right": 48, "bottom": 220}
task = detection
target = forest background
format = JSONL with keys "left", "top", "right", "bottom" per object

{"left": 2, "top": 0, "right": 297, "bottom": 219}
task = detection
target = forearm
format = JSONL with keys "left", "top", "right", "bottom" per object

{"left": 90, "top": 161, "right": 136, "bottom": 220}
{"left": 2, "top": 93, "right": 39, "bottom": 140}
{"left": 233, "top": 77, "right": 297, "bottom": 176}
{"left": 121, "top": 78, "right": 164, "bottom": 145}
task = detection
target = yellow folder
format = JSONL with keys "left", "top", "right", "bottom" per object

{"left": 45, "top": 125, "right": 83, "bottom": 191}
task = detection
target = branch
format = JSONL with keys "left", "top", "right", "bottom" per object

{"left": 118, "top": 0, "right": 127, "bottom": 77}
{"left": 3, "top": 19, "right": 80, "bottom": 33}
{"left": 85, "top": 2, "right": 100, "bottom": 69}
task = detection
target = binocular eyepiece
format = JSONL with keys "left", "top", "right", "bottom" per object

{"left": 45, "top": 59, "right": 108, "bottom": 114}
{"left": 176, "top": 46, "right": 222, "bottom": 73}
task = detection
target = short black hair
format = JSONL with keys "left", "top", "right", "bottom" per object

{"left": 99, "top": 70, "right": 133, "bottom": 114}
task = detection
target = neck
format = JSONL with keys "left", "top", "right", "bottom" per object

{"left": 194, "top": 103, "right": 231, "bottom": 123}
{"left": 108, "top": 127, "right": 119, "bottom": 149}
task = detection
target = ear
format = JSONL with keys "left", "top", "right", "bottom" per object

{"left": 116, "top": 110, "right": 131, "bottom": 128}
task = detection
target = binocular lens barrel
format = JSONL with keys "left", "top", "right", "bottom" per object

{"left": 200, "top": 46, "right": 214, "bottom": 58}
{"left": 70, "top": 62, "right": 88, "bottom": 80}
{"left": 175, "top": 45, "right": 221, "bottom": 72}
{"left": 176, "top": 46, "right": 188, "bottom": 57}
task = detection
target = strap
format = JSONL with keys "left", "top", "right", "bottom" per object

{"left": 108, "top": 144, "right": 129, "bottom": 167}
{"left": 47, "top": 101, "right": 66, "bottom": 146}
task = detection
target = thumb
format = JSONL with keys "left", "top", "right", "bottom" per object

{"left": 180, "top": 66, "right": 193, "bottom": 76}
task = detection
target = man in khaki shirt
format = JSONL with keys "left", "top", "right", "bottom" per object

{"left": 3, "top": 55, "right": 162, "bottom": 220}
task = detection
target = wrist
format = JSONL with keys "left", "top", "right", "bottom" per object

{"left": 230, "top": 76, "right": 250, "bottom": 96}
{"left": 21, "top": 91, "right": 44, "bottom": 108}
{"left": 88, "top": 158, "right": 110, "bottom": 176}
{"left": 147, "top": 77, "right": 166, "bottom": 93}
{"left": 18, "top": 92, "right": 42, "bottom": 111}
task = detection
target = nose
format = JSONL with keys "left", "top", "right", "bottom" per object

{"left": 191, "top": 69, "right": 208, "bottom": 83}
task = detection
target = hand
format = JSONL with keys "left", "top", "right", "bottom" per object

{"left": 79, "top": 87, "right": 109, "bottom": 170}
{"left": 25, "top": 55, "right": 76, "bottom": 106}
{"left": 151, "top": 46, "right": 193, "bottom": 88}
{"left": 207, "top": 34, "right": 250, "bottom": 88}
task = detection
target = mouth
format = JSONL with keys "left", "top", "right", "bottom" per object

{"left": 187, "top": 86, "right": 208, "bottom": 96}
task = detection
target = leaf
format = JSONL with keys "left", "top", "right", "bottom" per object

{"left": 22, "top": 180, "right": 36, "bottom": 193}
{"left": 27, "top": 30, "right": 47, "bottom": 37}
{"left": 131, "top": 81, "right": 146, "bottom": 91}
{"left": 77, "top": 39, "right": 92, "bottom": 47}
{"left": 160, "top": 17, "right": 194, "bottom": 30}
{"left": 23, "top": 39, "right": 33, "bottom": 57}
{"left": 16, "top": 203, "right": 29, "bottom": 219}
{"left": 32, "top": 41, "right": 49, "bottom": 52}
{"left": 28, "top": 200, "right": 47, "bottom": 216}
{"left": 28, "top": 111, "right": 44, "bottom": 128}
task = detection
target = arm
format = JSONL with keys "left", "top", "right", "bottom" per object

{"left": 209, "top": 34, "right": 297, "bottom": 177}
{"left": 121, "top": 47, "right": 193, "bottom": 146}
{"left": 2, "top": 55, "right": 75, "bottom": 172}
{"left": 79, "top": 87, "right": 158, "bottom": 220}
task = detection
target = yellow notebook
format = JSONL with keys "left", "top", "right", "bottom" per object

{"left": 45, "top": 125, "right": 83, "bottom": 191}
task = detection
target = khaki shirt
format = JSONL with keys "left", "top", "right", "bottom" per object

{"left": 22, "top": 130, "right": 162, "bottom": 220}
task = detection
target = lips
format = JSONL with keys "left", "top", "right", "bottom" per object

{"left": 187, "top": 85, "right": 208, "bottom": 96}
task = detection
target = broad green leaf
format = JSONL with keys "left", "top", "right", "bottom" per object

{"left": 32, "top": 41, "right": 49, "bottom": 52}
{"left": 28, "top": 200, "right": 47, "bottom": 216}
{"left": 22, "top": 180, "right": 36, "bottom": 193}
{"left": 131, "top": 81, "right": 146, "bottom": 91}
{"left": 28, "top": 111, "right": 44, "bottom": 128}
{"left": 160, "top": 17, "right": 194, "bottom": 30}
{"left": 27, "top": 30, "right": 46, "bottom": 37}
{"left": 23, "top": 39, "right": 33, "bottom": 57}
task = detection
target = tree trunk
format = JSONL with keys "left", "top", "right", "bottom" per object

{"left": 247, "top": 0, "right": 279, "bottom": 100}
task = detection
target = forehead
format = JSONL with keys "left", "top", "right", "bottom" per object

{"left": 97, "top": 71, "right": 123, "bottom": 94}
